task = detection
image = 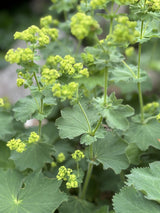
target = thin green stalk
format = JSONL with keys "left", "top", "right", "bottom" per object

{"left": 76, "top": 40, "right": 82, "bottom": 55}
{"left": 38, "top": 97, "right": 44, "bottom": 138}
{"left": 109, "top": 0, "right": 114, "bottom": 35}
{"left": 92, "top": 116, "right": 103, "bottom": 136}
{"left": 78, "top": 101, "right": 92, "bottom": 133}
{"left": 122, "top": 60, "right": 137, "bottom": 79}
{"left": 137, "top": 21, "right": 144, "bottom": 123}
{"left": 80, "top": 162, "right": 93, "bottom": 199}
{"left": 33, "top": 72, "right": 41, "bottom": 91}
{"left": 80, "top": 144, "right": 94, "bottom": 199}
{"left": 104, "top": 67, "right": 108, "bottom": 106}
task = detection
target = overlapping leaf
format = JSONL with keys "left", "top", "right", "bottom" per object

{"left": 110, "top": 64, "right": 147, "bottom": 83}
{"left": 0, "top": 169, "right": 67, "bottom": 213}
{"left": 0, "top": 111, "right": 14, "bottom": 140}
{"left": 59, "top": 196, "right": 95, "bottom": 213}
{"left": 13, "top": 96, "right": 37, "bottom": 123}
{"left": 56, "top": 104, "right": 99, "bottom": 139}
{"left": 10, "top": 142, "right": 53, "bottom": 171}
{"left": 93, "top": 132, "right": 129, "bottom": 174}
{"left": 127, "top": 161, "right": 160, "bottom": 202}
{"left": 113, "top": 186, "right": 160, "bottom": 213}
{"left": 124, "top": 119, "right": 160, "bottom": 151}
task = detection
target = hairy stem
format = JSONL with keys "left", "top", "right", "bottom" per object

{"left": 80, "top": 144, "right": 94, "bottom": 199}
{"left": 104, "top": 67, "right": 108, "bottom": 106}
{"left": 137, "top": 21, "right": 144, "bottom": 123}
{"left": 78, "top": 101, "right": 92, "bottom": 133}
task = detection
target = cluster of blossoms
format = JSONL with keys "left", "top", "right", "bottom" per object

{"left": 57, "top": 152, "right": 66, "bottom": 163}
{"left": 52, "top": 82, "right": 79, "bottom": 100}
{"left": 51, "top": 152, "right": 66, "bottom": 168}
{"left": 5, "top": 48, "right": 34, "bottom": 65}
{"left": 146, "top": 0, "right": 160, "bottom": 11}
{"left": 7, "top": 139, "right": 26, "bottom": 153}
{"left": 5, "top": 15, "right": 58, "bottom": 67}
{"left": 125, "top": 47, "right": 135, "bottom": 57}
{"left": 41, "top": 54, "right": 89, "bottom": 101}
{"left": 143, "top": 102, "right": 159, "bottom": 114}
{"left": 90, "top": 0, "right": 107, "bottom": 9}
{"left": 7, "top": 131, "right": 39, "bottom": 153}
{"left": 117, "top": 0, "right": 137, "bottom": 5}
{"left": 71, "top": 150, "right": 85, "bottom": 162}
{"left": 70, "top": 12, "right": 100, "bottom": 40}
{"left": 28, "top": 132, "right": 40, "bottom": 143}
{"left": 81, "top": 52, "right": 94, "bottom": 67}
{"left": 0, "top": 98, "right": 4, "bottom": 107}
{"left": 107, "top": 16, "right": 139, "bottom": 45}
{"left": 156, "top": 113, "right": 160, "bottom": 122}
{"left": 14, "top": 16, "right": 58, "bottom": 47}
{"left": 57, "top": 166, "right": 78, "bottom": 188}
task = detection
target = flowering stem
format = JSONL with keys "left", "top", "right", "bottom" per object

{"left": 33, "top": 72, "right": 43, "bottom": 137}
{"left": 38, "top": 97, "right": 44, "bottom": 138}
{"left": 92, "top": 116, "right": 103, "bottom": 136}
{"left": 104, "top": 67, "right": 108, "bottom": 106}
{"left": 33, "top": 72, "right": 41, "bottom": 91}
{"left": 76, "top": 40, "right": 82, "bottom": 55}
{"left": 78, "top": 101, "right": 92, "bottom": 134}
{"left": 137, "top": 21, "right": 144, "bottom": 123}
{"left": 80, "top": 161, "right": 93, "bottom": 199}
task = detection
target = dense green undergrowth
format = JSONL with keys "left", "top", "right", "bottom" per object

{"left": 1, "top": 0, "right": 160, "bottom": 212}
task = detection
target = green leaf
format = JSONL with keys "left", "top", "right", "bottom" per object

{"left": 13, "top": 96, "right": 37, "bottom": 123}
{"left": 10, "top": 142, "right": 53, "bottom": 171}
{"left": 59, "top": 196, "right": 95, "bottom": 213}
{"left": 110, "top": 64, "right": 147, "bottom": 83}
{"left": 125, "top": 143, "right": 142, "bottom": 165}
{"left": 56, "top": 104, "right": 99, "bottom": 139}
{"left": 93, "top": 132, "right": 129, "bottom": 174}
{"left": 0, "top": 111, "right": 14, "bottom": 140}
{"left": 127, "top": 161, "right": 160, "bottom": 203}
{"left": 103, "top": 104, "right": 134, "bottom": 130}
{"left": 124, "top": 119, "right": 160, "bottom": 151}
{"left": 0, "top": 169, "right": 67, "bottom": 213}
{"left": 113, "top": 186, "right": 160, "bottom": 213}
{"left": 0, "top": 141, "right": 14, "bottom": 169}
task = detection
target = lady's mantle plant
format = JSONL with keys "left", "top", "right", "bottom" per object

{"left": 1, "top": 0, "right": 160, "bottom": 212}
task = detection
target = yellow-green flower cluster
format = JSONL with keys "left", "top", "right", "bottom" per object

{"left": 125, "top": 47, "right": 135, "bottom": 57}
{"left": 143, "top": 102, "right": 159, "bottom": 114}
{"left": 41, "top": 67, "right": 60, "bottom": 85}
{"left": 71, "top": 12, "right": 100, "bottom": 40}
{"left": 40, "top": 15, "right": 53, "bottom": 28}
{"left": 17, "top": 78, "right": 25, "bottom": 87}
{"left": 90, "top": 0, "right": 107, "bottom": 9}
{"left": 28, "top": 132, "right": 40, "bottom": 143}
{"left": 0, "top": 98, "right": 4, "bottom": 107}
{"left": 7, "top": 139, "right": 26, "bottom": 153}
{"left": 52, "top": 82, "right": 79, "bottom": 100}
{"left": 51, "top": 161, "right": 57, "bottom": 168}
{"left": 107, "top": 16, "right": 139, "bottom": 45}
{"left": 13, "top": 17, "right": 58, "bottom": 47}
{"left": 44, "top": 55, "right": 89, "bottom": 78}
{"left": 81, "top": 52, "right": 94, "bottom": 67}
{"left": 56, "top": 166, "right": 78, "bottom": 189}
{"left": 146, "top": 0, "right": 160, "bottom": 11}
{"left": 72, "top": 150, "right": 85, "bottom": 162}
{"left": 5, "top": 48, "right": 34, "bottom": 64}
{"left": 57, "top": 152, "right": 66, "bottom": 163}
{"left": 117, "top": 0, "right": 137, "bottom": 5}
{"left": 156, "top": 113, "right": 160, "bottom": 122}
{"left": 66, "top": 174, "right": 78, "bottom": 188}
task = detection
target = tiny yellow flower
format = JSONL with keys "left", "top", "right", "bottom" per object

{"left": 28, "top": 132, "right": 40, "bottom": 143}
{"left": 57, "top": 153, "right": 66, "bottom": 163}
